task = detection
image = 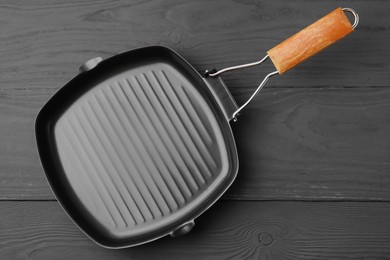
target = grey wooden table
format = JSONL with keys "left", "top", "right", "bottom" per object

{"left": 1, "top": 0, "right": 390, "bottom": 259}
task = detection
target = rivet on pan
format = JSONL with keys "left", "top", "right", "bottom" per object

{"left": 79, "top": 57, "right": 103, "bottom": 73}
{"left": 170, "top": 220, "right": 195, "bottom": 237}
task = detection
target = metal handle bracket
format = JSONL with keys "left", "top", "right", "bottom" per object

{"left": 205, "top": 55, "right": 277, "bottom": 121}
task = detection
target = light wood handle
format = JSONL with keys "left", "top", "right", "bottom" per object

{"left": 267, "top": 8, "right": 354, "bottom": 74}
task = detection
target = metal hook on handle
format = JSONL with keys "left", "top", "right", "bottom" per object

{"left": 342, "top": 8, "right": 359, "bottom": 29}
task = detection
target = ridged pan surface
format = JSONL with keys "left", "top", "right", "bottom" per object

{"left": 36, "top": 47, "right": 238, "bottom": 247}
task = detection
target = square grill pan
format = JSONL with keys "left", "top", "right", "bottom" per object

{"left": 35, "top": 46, "right": 239, "bottom": 248}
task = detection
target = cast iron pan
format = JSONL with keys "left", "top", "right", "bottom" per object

{"left": 35, "top": 8, "right": 358, "bottom": 248}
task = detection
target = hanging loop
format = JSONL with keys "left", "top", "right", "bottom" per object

{"left": 342, "top": 7, "right": 359, "bottom": 29}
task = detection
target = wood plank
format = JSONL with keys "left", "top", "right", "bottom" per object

{"left": 1, "top": 201, "right": 390, "bottom": 259}
{"left": 0, "top": 88, "right": 53, "bottom": 199}
{"left": 228, "top": 87, "right": 390, "bottom": 200}
{"left": 1, "top": 87, "right": 390, "bottom": 200}
{"left": 0, "top": 0, "right": 388, "bottom": 90}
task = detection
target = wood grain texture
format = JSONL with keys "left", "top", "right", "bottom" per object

{"left": 0, "top": 0, "right": 388, "bottom": 90}
{"left": 268, "top": 8, "right": 354, "bottom": 74}
{"left": 228, "top": 87, "right": 390, "bottom": 200}
{"left": 1, "top": 201, "right": 390, "bottom": 259}
{"left": 1, "top": 87, "right": 389, "bottom": 200}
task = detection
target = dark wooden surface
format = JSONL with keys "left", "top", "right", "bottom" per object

{"left": 2, "top": 201, "right": 390, "bottom": 259}
{"left": 1, "top": 0, "right": 389, "bottom": 259}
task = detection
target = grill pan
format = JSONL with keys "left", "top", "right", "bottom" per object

{"left": 36, "top": 8, "right": 358, "bottom": 248}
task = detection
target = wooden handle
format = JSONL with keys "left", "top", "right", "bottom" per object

{"left": 267, "top": 8, "right": 354, "bottom": 74}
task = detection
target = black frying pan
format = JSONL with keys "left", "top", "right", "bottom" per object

{"left": 35, "top": 8, "right": 358, "bottom": 248}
